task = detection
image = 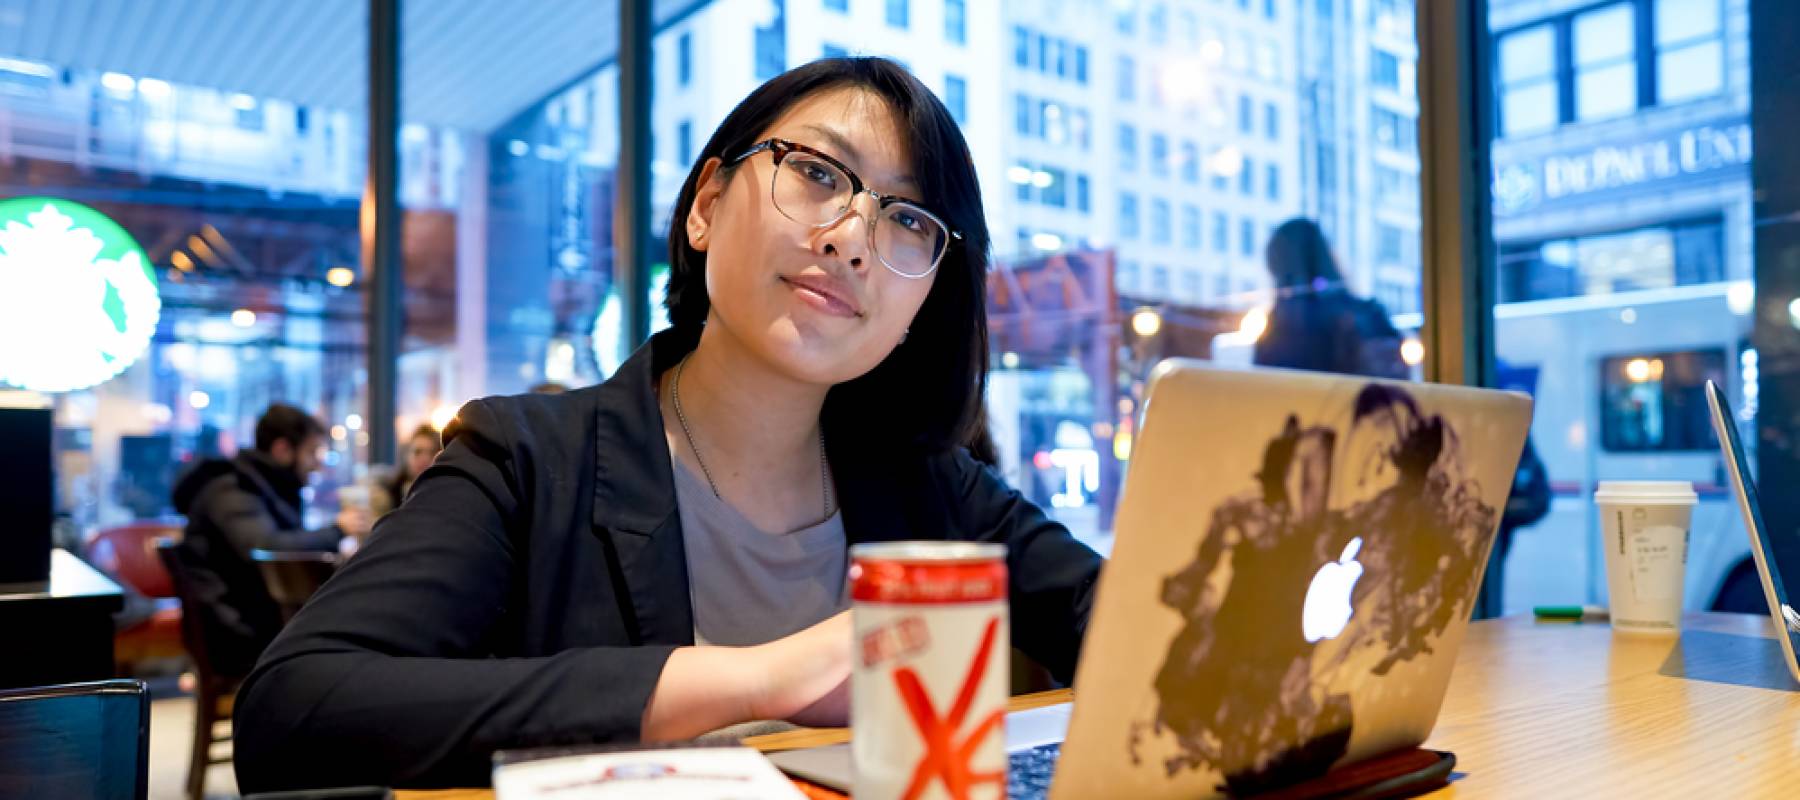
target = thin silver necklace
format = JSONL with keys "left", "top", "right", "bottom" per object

{"left": 671, "top": 356, "right": 831, "bottom": 519}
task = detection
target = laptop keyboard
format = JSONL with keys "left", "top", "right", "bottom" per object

{"left": 1006, "top": 741, "right": 1063, "bottom": 799}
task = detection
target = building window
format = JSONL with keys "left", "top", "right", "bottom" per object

{"left": 1265, "top": 163, "right": 1280, "bottom": 201}
{"left": 1042, "top": 167, "right": 1068, "bottom": 207}
{"left": 1264, "top": 101, "right": 1279, "bottom": 140}
{"left": 1013, "top": 26, "right": 1031, "bottom": 68}
{"left": 1118, "top": 123, "right": 1138, "bottom": 172}
{"left": 886, "top": 0, "right": 909, "bottom": 29}
{"left": 1372, "top": 51, "right": 1400, "bottom": 91}
{"left": 1117, "top": 7, "right": 1136, "bottom": 35}
{"left": 1152, "top": 265, "right": 1171, "bottom": 294}
{"left": 678, "top": 32, "right": 693, "bottom": 87}
{"left": 1265, "top": 0, "right": 1278, "bottom": 20}
{"left": 676, "top": 120, "right": 692, "bottom": 165}
{"left": 1215, "top": 273, "right": 1231, "bottom": 300}
{"left": 945, "top": 75, "right": 968, "bottom": 126}
{"left": 1017, "top": 228, "right": 1033, "bottom": 255}
{"left": 1119, "top": 260, "right": 1141, "bottom": 292}
{"left": 1238, "top": 93, "right": 1254, "bottom": 133}
{"left": 1574, "top": 2, "right": 1637, "bottom": 121}
{"left": 1656, "top": 0, "right": 1724, "bottom": 104}
{"left": 1076, "top": 174, "right": 1091, "bottom": 214}
{"left": 1497, "top": 24, "right": 1558, "bottom": 137}
{"left": 1120, "top": 193, "right": 1141, "bottom": 240}
{"left": 1212, "top": 212, "right": 1230, "bottom": 253}
{"left": 754, "top": 10, "right": 785, "bottom": 80}
{"left": 1072, "top": 109, "right": 1092, "bottom": 149}
{"left": 1148, "top": 3, "right": 1168, "bottom": 45}
{"left": 823, "top": 43, "right": 849, "bottom": 59}
{"left": 1015, "top": 93, "right": 1032, "bottom": 136}
{"left": 1150, "top": 133, "right": 1170, "bottom": 178}
{"left": 1240, "top": 217, "right": 1257, "bottom": 256}
{"left": 1372, "top": 108, "right": 1417, "bottom": 152}
{"left": 1152, "top": 199, "right": 1172, "bottom": 245}
{"left": 1240, "top": 157, "right": 1255, "bottom": 195}
{"left": 1075, "top": 46, "right": 1090, "bottom": 84}
{"left": 1185, "top": 270, "right": 1203, "bottom": 301}
{"left": 824, "top": 0, "right": 847, "bottom": 10}
{"left": 945, "top": 0, "right": 967, "bottom": 45}
{"left": 1377, "top": 224, "right": 1405, "bottom": 262}
{"left": 1037, "top": 33, "right": 1051, "bottom": 73}
{"left": 1181, "top": 141, "right": 1200, "bottom": 183}
{"left": 1182, "top": 204, "right": 1201, "bottom": 249}
{"left": 1600, "top": 349, "right": 1729, "bottom": 452}
{"left": 1118, "top": 55, "right": 1136, "bottom": 102}
{"left": 1015, "top": 162, "right": 1033, "bottom": 202}
{"left": 1055, "top": 39, "right": 1070, "bottom": 78}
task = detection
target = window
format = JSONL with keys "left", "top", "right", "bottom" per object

{"left": 825, "top": 0, "right": 848, "bottom": 10}
{"left": 1265, "top": 163, "right": 1280, "bottom": 201}
{"left": 1041, "top": 100, "right": 1066, "bottom": 143}
{"left": 823, "top": 43, "right": 849, "bottom": 59}
{"left": 1037, "top": 33, "right": 1050, "bottom": 73}
{"left": 1015, "top": 162, "right": 1032, "bottom": 202}
{"left": 1150, "top": 133, "right": 1170, "bottom": 177}
{"left": 886, "top": 0, "right": 909, "bottom": 29}
{"left": 677, "top": 33, "right": 693, "bottom": 87}
{"left": 1656, "top": 0, "right": 1724, "bottom": 103}
{"left": 1215, "top": 273, "right": 1232, "bottom": 300}
{"left": 946, "top": 0, "right": 967, "bottom": 45}
{"left": 1239, "top": 157, "right": 1255, "bottom": 195}
{"left": 1181, "top": 141, "right": 1200, "bottom": 183}
{"left": 1015, "top": 93, "right": 1032, "bottom": 136}
{"left": 1014, "top": 26, "right": 1030, "bottom": 68}
{"left": 1151, "top": 265, "right": 1171, "bottom": 293}
{"left": 1182, "top": 204, "right": 1201, "bottom": 249}
{"left": 1117, "top": 7, "right": 1136, "bottom": 35}
{"left": 1498, "top": 25, "right": 1558, "bottom": 137}
{"left": 1372, "top": 51, "right": 1400, "bottom": 91}
{"left": 1372, "top": 108, "right": 1417, "bottom": 151}
{"left": 1075, "top": 46, "right": 1090, "bottom": 84}
{"left": 1076, "top": 174, "right": 1091, "bottom": 214}
{"left": 754, "top": 12, "right": 784, "bottom": 80}
{"left": 1240, "top": 217, "right": 1257, "bottom": 256}
{"left": 1151, "top": 199, "right": 1172, "bottom": 245}
{"left": 1119, "top": 192, "right": 1141, "bottom": 240}
{"left": 1238, "top": 93, "right": 1254, "bottom": 133}
{"left": 944, "top": 75, "right": 968, "bottom": 126}
{"left": 1119, "top": 260, "right": 1141, "bottom": 292}
{"left": 1148, "top": 4, "right": 1168, "bottom": 45}
{"left": 676, "top": 120, "right": 692, "bottom": 165}
{"left": 1185, "top": 270, "right": 1203, "bottom": 300}
{"left": 1599, "top": 350, "right": 1728, "bottom": 452}
{"left": 1118, "top": 123, "right": 1138, "bottom": 171}
{"left": 1574, "top": 3, "right": 1637, "bottom": 121}
{"left": 1117, "top": 55, "right": 1136, "bottom": 102}
{"left": 1055, "top": 39, "right": 1070, "bottom": 78}
{"left": 1497, "top": 220, "right": 1724, "bottom": 304}
{"left": 1265, "top": 0, "right": 1278, "bottom": 20}
{"left": 1042, "top": 167, "right": 1068, "bottom": 208}
{"left": 1212, "top": 212, "right": 1230, "bottom": 253}
{"left": 1071, "top": 108, "right": 1092, "bottom": 149}
{"left": 1264, "top": 101, "right": 1279, "bottom": 140}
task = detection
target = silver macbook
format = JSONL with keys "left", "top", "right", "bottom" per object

{"left": 1705, "top": 380, "right": 1800, "bottom": 686}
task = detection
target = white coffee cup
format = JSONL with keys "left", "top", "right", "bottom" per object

{"left": 1594, "top": 480, "right": 1698, "bottom": 635}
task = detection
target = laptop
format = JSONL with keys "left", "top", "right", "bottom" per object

{"left": 772, "top": 361, "right": 1533, "bottom": 798}
{"left": 1704, "top": 380, "right": 1800, "bottom": 687}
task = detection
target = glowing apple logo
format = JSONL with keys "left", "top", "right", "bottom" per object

{"left": 0, "top": 198, "right": 158, "bottom": 392}
{"left": 1303, "top": 537, "right": 1364, "bottom": 644}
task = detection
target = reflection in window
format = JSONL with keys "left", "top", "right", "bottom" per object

{"left": 1498, "top": 24, "right": 1558, "bottom": 137}
{"left": 1574, "top": 3, "right": 1637, "bottom": 121}
{"left": 1599, "top": 350, "right": 1727, "bottom": 452}
{"left": 1656, "top": 0, "right": 1724, "bottom": 104}
{"left": 1498, "top": 219, "right": 1724, "bottom": 303}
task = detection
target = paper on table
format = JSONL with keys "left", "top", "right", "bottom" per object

{"left": 494, "top": 746, "right": 807, "bottom": 799}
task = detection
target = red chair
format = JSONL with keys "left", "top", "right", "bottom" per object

{"left": 86, "top": 525, "right": 185, "bottom": 670}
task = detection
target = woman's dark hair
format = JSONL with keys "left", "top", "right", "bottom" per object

{"left": 1264, "top": 218, "right": 1343, "bottom": 289}
{"left": 665, "top": 57, "right": 992, "bottom": 456}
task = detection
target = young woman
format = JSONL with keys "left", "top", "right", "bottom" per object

{"left": 234, "top": 57, "right": 1104, "bottom": 792}
{"left": 368, "top": 423, "right": 444, "bottom": 517}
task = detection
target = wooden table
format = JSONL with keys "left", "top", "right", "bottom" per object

{"left": 398, "top": 611, "right": 1800, "bottom": 799}
{"left": 0, "top": 549, "right": 124, "bottom": 690}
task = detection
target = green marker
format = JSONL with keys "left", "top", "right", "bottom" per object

{"left": 1533, "top": 605, "right": 1608, "bottom": 621}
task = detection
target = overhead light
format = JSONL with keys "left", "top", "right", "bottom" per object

{"left": 230, "top": 309, "right": 256, "bottom": 327}
{"left": 188, "top": 390, "right": 211, "bottom": 410}
{"left": 1620, "top": 307, "right": 1637, "bottom": 324}
{"left": 345, "top": 413, "right": 364, "bottom": 431}
{"left": 1727, "top": 281, "right": 1754, "bottom": 316}
{"left": 429, "top": 404, "right": 459, "bottom": 431}
{"left": 170, "top": 251, "right": 194, "bottom": 271}
{"left": 100, "top": 72, "right": 135, "bottom": 94}
{"left": 1007, "top": 165, "right": 1034, "bottom": 185}
{"left": 1032, "top": 232, "right": 1064, "bottom": 251}
{"left": 331, "top": 425, "right": 348, "bottom": 442}
{"left": 1401, "top": 338, "right": 1425, "bottom": 366}
{"left": 137, "top": 78, "right": 171, "bottom": 99}
{"left": 508, "top": 140, "right": 530, "bottom": 157}
{"left": 1001, "top": 352, "right": 1021, "bottom": 369}
{"left": 1208, "top": 146, "right": 1244, "bottom": 178}
{"left": 1625, "top": 358, "right": 1652, "bottom": 383}
{"left": 230, "top": 93, "right": 257, "bottom": 111}
{"left": 1031, "top": 170, "right": 1054, "bottom": 188}
{"left": 326, "top": 267, "right": 355, "bottom": 287}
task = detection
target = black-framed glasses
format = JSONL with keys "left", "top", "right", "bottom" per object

{"left": 728, "top": 138, "right": 961, "bottom": 279}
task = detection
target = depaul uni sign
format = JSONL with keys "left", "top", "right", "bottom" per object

{"left": 0, "top": 197, "right": 160, "bottom": 392}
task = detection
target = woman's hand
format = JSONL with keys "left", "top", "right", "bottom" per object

{"left": 746, "top": 611, "right": 851, "bottom": 727}
{"left": 641, "top": 611, "right": 853, "bottom": 741}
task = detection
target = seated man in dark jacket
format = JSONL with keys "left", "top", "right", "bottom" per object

{"left": 171, "top": 404, "right": 371, "bottom": 677}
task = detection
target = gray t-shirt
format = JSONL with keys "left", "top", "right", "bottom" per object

{"left": 671, "top": 455, "right": 849, "bottom": 647}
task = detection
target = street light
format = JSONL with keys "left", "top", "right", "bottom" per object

{"left": 1131, "top": 307, "right": 1163, "bottom": 338}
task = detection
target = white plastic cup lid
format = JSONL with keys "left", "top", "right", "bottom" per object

{"left": 1594, "top": 480, "right": 1698, "bottom": 505}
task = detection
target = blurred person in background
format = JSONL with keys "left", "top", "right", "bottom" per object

{"left": 1254, "top": 218, "right": 1409, "bottom": 380}
{"left": 171, "top": 403, "right": 372, "bottom": 677}
{"left": 369, "top": 423, "right": 444, "bottom": 517}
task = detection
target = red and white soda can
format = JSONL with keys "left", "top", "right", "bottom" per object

{"left": 850, "top": 541, "right": 1009, "bottom": 800}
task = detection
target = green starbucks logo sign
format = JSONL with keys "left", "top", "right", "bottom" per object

{"left": 0, "top": 197, "right": 160, "bottom": 392}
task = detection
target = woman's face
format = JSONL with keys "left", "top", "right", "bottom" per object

{"left": 406, "top": 434, "right": 439, "bottom": 478}
{"left": 685, "top": 87, "right": 939, "bottom": 386}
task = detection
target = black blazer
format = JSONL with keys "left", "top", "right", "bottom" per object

{"left": 233, "top": 330, "right": 1105, "bottom": 792}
